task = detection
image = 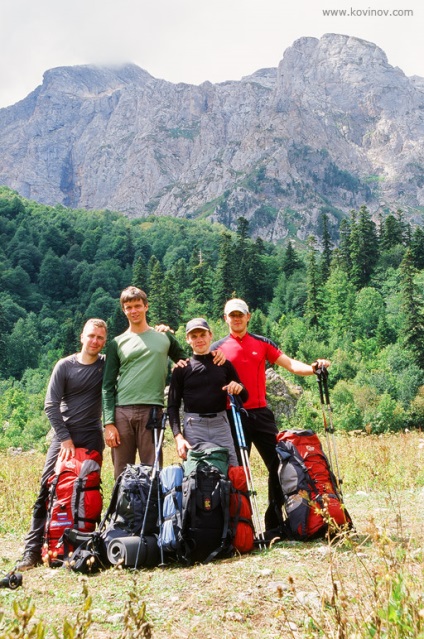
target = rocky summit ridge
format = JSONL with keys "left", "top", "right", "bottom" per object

{"left": 0, "top": 33, "right": 423, "bottom": 242}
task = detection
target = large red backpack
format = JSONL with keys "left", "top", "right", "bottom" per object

{"left": 42, "top": 448, "right": 102, "bottom": 566}
{"left": 276, "top": 429, "right": 351, "bottom": 540}
{"left": 228, "top": 466, "right": 255, "bottom": 553}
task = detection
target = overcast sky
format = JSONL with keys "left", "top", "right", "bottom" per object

{"left": 0, "top": 0, "right": 422, "bottom": 108}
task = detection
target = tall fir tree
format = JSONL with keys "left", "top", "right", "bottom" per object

{"left": 146, "top": 255, "right": 160, "bottom": 293}
{"left": 161, "top": 271, "right": 180, "bottom": 330}
{"left": 348, "top": 210, "right": 362, "bottom": 290}
{"left": 108, "top": 301, "right": 129, "bottom": 339}
{"left": 188, "top": 249, "right": 215, "bottom": 317}
{"left": 400, "top": 248, "right": 424, "bottom": 369}
{"left": 243, "top": 238, "right": 270, "bottom": 309}
{"left": 213, "top": 232, "right": 236, "bottom": 316}
{"left": 281, "top": 241, "right": 302, "bottom": 278}
{"left": 350, "top": 205, "right": 379, "bottom": 289}
{"left": 305, "top": 236, "right": 323, "bottom": 328}
{"left": 377, "top": 211, "right": 384, "bottom": 243}
{"left": 170, "top": 258, "right": 191, "bottom": 298}
{"left": 396, "top": 208, "right": 410, "bottom": 244}
{"left": 410, "top": 227, "right": 424, "bottom": 270}
{"left": 132, "top": 255, "right": 149, "bottom": 293}
{"left": 147, "top": 257, "right": 166, "bottom": 325}
{"left": 319, "top": 213, "right": 333, "bottom": 283}
{"left": 338, "top": 217, "right": 352, "bottom": 275}
{"left": 375, "top": 313, "right": 396, "bottom": 349}
{"left": 380, "top": 213, "right": 404, "bottom": 251}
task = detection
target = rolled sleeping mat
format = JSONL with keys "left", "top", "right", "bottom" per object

{"left": 106, "top": 535, "right": 160, "bottom": 568}
{"left": 99, "top": 525, "right": 132, "bottom": 564}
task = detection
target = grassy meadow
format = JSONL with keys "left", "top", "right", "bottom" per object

{"left": 0, "top": 430, "right": 423, "bottom": 638}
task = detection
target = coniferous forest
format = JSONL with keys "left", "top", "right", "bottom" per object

{"left": 1, "top": 185, "right": 424, "bottom": 450}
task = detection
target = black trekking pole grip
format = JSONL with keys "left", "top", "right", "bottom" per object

{"left": 147, "top": 406, "right": 167, "bottom": 431}
{"left": 314, "top": 365, "right": 329, "bottom": 402}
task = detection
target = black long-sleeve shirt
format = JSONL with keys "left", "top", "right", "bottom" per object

{"left": 167, "top": 353, "right": 248, "bottom": 436}
{"left": 44, "top": 354, "right": 105, "bottom": 450}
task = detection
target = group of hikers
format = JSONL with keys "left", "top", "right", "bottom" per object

{"left": 16, "top": 286, "right": 330, "bottom": 572}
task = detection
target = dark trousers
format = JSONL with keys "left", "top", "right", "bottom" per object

{"left": 227, "top": 406, "right": 283, "bottom": 530}
{"left": 24, "top": 438, "right": 61, "bottom": 554}
{"left": 112, "top": 405, "right": 163, "bottom": 479}
{"left": 24, "top": 430, "right": 104, "bottom": 555}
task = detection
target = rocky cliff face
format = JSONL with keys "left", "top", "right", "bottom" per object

{"left": 1, "top": 33, "right": 423, "bottom": 241}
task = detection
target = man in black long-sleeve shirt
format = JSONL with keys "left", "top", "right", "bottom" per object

{"left": 167, "top": 318, "right": 248, "bottom": 466}
{"left": 16, "top": 318, "right": 107, "bottom": 571}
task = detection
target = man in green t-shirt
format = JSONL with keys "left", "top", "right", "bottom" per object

{"left": 102, "top": 286, "right": 187, "bottom": 478}
{"left": 103, "top": 287, "right": 225, "bottom": 478}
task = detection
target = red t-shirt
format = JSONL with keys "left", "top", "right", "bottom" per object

{"left": 211, "top": 333, "right": 282, "bottom": 410}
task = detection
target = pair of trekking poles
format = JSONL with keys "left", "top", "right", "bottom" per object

{"left": 134, "top": 407, "right": 166, "bottom": 568}
{"left": 315, "top": 365, "right": 343, "bottom": 496}
{"left": 228, "top": 394, "right": 267, "bottom": 550}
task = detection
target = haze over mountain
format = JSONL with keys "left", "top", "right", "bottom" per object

{"left": 1, "top": 33, "right": 423, "bottom": 242}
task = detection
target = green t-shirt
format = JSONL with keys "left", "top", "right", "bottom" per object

{"left": 102, "top": 329, "right": 186, "bottom": 424}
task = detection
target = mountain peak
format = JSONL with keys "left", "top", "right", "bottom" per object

{"left": 0, "top": 33, "right": 423, "bottom": 241}
{"left": 41, "top": 63, "right": 155, "bottom": 96}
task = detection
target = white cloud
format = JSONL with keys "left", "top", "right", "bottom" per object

{"left": 0, "top": 0, "right": 423, "bottom": 107}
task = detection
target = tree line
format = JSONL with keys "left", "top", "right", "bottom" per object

{"left": 1, "top": 187, "right": 424, "bottom": 449}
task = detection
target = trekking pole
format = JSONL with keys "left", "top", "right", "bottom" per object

{"left": 155, "top": 412, "right": 167, "bottom": 568}
{"left": 315, "top": 366, "right": 343, "bottom": 496}
{"left": 315, "top": 366, "right": 334, "bottom": 470}
{"left": 134, "top": 408, "right": 166, "bottom": 569}
{"left": 228, "top": 394, "right": 266, "bottom": 550}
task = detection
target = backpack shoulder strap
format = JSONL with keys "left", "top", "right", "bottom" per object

{"left": 99, "top": 473, "right": 124, "bottom": 530}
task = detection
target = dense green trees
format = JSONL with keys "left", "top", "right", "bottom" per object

{"left": 400, "top": 249, "right": 424, "bottom": 369}
{"left": 1, "top": 185, "right": 424, "bottom": 450}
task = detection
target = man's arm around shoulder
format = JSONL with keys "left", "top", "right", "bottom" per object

{"left": 165, "top": 331, "right": 188, "bottom": 366}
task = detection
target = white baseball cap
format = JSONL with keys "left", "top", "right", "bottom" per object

{"left": 224, "top": 299, "right": 249, "bottom": 315}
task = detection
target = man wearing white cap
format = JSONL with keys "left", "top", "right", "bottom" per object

{"left": 211, "top": 299, "right": 330, "bottom": 529}
{"left": 168, "top": 317, "right": 248, "bottom": 466}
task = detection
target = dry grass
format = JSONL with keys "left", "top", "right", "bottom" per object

{"left": 0, "top": 431, "right": 423, "bottom": 638}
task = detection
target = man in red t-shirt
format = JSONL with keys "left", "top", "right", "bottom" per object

{"left": 211, "top": 298, "right": 330, "bottom": 531}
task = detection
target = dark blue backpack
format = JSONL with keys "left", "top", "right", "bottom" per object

{"left": 179, "top": 444, "right": 233, "bottom": 565}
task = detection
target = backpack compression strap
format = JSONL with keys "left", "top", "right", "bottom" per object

{"left": 204, "top": 476, "right": 232, "bottom": 563}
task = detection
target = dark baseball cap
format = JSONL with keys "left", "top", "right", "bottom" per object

{"left": 185, "top": 318, "right": 211, "bottom": 334}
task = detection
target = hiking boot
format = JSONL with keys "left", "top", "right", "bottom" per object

{"left": 16, "top": 551, "right": 42, "bottom": 571}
